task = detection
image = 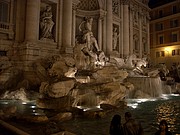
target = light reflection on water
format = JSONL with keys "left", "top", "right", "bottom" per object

{"left": 0, "top": 94, "right": 179, "bottom": 135}
{"left": 155, "top": 100, "right": 179, "bottom": 133}
{"left": 0, "top": 100, "right": 45, "bottom": 116}
{"left": 126, "top": 94, "right": 180, "bottom": 135}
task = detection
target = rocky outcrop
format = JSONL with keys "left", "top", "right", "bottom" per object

{"left": 36, "top": 54, "right": 134, "bottom": 110}
{"left": 0, "top": 56, "right": 26, "bottom": 94}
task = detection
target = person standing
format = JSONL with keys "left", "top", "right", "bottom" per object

{"left": 123, "top": 112, "right": 144, "bottom": 135}
{"left": 155, "top": 120, "right": 172, "bottom": 135}
{"left": 109, "top": 114, "right": 124, "bottom": 135}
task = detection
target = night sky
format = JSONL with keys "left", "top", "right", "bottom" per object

{"left": 148, "top": 0, "right": 176, "bottom": 8}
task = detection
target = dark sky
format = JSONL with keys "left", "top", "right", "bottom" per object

{"left": 148, "top": 0, "right": 176, "bottom": 8}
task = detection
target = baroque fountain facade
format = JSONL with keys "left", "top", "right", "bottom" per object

{"left": 0, "top": 0, "right": 152, "bottom": 104}
{"left": 1, "top": 0, "right": 176, "bottom": 134}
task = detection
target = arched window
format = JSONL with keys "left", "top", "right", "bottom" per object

{"left": 0, "top": 0, "right": 14, "bottom": 39}
{"left": 0, "top": 0, "right": 10, "bottom": 23}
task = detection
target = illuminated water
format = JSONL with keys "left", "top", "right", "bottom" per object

{"left": 0, "top": 94, "right": 179, "bottom": 135}
{"left": 125, "top": 94, "right": 180, "bottom": 135}
{"left": 61, "top": 94, "right": 180, "bottom": 135}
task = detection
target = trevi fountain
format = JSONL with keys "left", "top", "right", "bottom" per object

{"left": 0, "top": 24, "right": 180, "bottom": 134}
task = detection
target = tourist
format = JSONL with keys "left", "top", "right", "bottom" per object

{"left": 155, "top": 120, "right": 172, "bottom": 135}
{"left": 109, "top": 114, "right": 124, "bottom": 135}
{"left": 123, "top": 112, "right": 144, "bottom": 135}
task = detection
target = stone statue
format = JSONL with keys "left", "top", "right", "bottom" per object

{"left": 133, "top": 57, "right": 147, "bottom": 75}
{"left": 78, "top": 17, "right": 106, "bottom": 69}
{"left": 112, "top": 27, "right": 119, "bottom": 50}
{"left": 79, "top": 17, "right": 100, "bottom": 53}
{"left": 40, "top": 5, "right": 54, "bottom": 40}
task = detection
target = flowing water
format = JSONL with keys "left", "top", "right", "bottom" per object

{"left": 0, "top": 94, "right": 179, "bottom": 135}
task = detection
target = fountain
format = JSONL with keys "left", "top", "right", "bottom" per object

{"left": 0, "top": 19, "right": 175, "bottom": 112}
{"left": 0, "top": 47, "right": 179, "bottom": 135}
{"left": 0, "top": 18, "right": 179, "bottom": 135}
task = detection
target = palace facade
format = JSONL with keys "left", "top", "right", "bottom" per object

{"left": 150, "top": 0, "right": 180, "bottom": 68}
{"left": 0, "top": 0, "right": 150, "bottom": 76}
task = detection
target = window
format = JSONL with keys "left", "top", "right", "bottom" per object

{"left": 0, "top": 50, "right": 7, "bottom": 56}
{"left": 173, "top": 6, "right": 177, "bottom": 14}
{"left": 178, "top": 49, "right": 180, "bottom": 55}
{"left": 0, "top": 1, "right": 9, "bottom": 23}
{"left": 171, "top": 32, "right": 178, "bottom": 42}
{"left": 161, "top": 51, "right": 165, "bottom": 57}
{"left": 172, "top": 50, "right": 175, "bottom": 56}
{"left": 159, "top": 10, "right": 163, "bottom": 18}
{"left": 170, "top": 20, "right": 178, "bottom": 28}
{"left": 156, "top": 52, "right": 160, "bottom": 58}
{"left": 156, "top": 51, "right": 165, "bottom": 58}
{"left": 159, "top": 35, "right": 164, "bottom": 44}
{"left": 156, "top": 23, "right": 163, "bottom": 31}
{"left": 172, "top": 49, "right": 180, "bottom": 56}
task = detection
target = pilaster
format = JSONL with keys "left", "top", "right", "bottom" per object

{"left": 25, "top": 0, "right": 40, "bottom": 41}
{"left": 123, "top": 4, "right": 129, "bottom": 57}
{"left": 62, "top": 0, "right": 73, "bottom": 53}
{"left": 106, "top": 0, "right": 113, "bottom": 54}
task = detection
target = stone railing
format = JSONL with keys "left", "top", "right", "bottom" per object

{"left": 0, "top": 22, "right": 14, "bottom": 39}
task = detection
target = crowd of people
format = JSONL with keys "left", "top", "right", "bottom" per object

{"left": 109, "top": 112, "right": 172, "bottom": 135}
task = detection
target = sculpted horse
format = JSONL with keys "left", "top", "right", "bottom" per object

{"left": 133, "top": 58, "right": 148, "bottom": 75}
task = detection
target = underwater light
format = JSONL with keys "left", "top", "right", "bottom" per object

{"left": 127, "top": 103, "right": 138, "bottom": 109}
{"left": 30, "top": 105, "right": 36, "bottom": 108}
{"left": 136, "top": 98, "right": 157, "bottom": 103}
{"left": 126, "top": 98, "right": 158, "bottom": 109}
{"left": 22, "top": 102, "right": 27, "bottom": 104}
{"left": 33, "top": 113, "right": 41, "bottom": 115}
{"left": 170, "top": 94, "right": 179, "bottom": 96}
{"left": 76, "top": 105, "right": 102, "bottom": 111}
{"left": 1, "top": 101, "right": 9, "bottom": 105}
{"left": 160, "top": 94, "right": 170, "bottom": 100}
{"left": 136, "top": 99, "right": 149, "bottom": 103}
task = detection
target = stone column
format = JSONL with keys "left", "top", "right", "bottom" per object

{"left": 106, "top": 0, "right": 113, "bottom": 54}
{"left": 120, "top": 4, "right": 124, "bottom": 57}
{"left": 62, "top": 0, "right": 72, "bottom": 53}
{"left": 72, "top": 0, "right": 80, "bottom": 47}
{"left": 57, "top": 0, "right": 63, "bottom": 49}
{"left": 9, "top": 0, "right": 14, "bottom": 39}
{"left": 129, "top": 5, "right": 134, "bottom": 55}
{"left": 102, "top": 17, "right": 107, "bottom": 52}
{"left": 25, "top": 0, "right": 40, "bottom": 41}
{"left": 98, "top": 18, "right": 102, "bottom": 50}
{"left": 139, "top": 10, "right": 143, "bottom": 58}
{"left": 123, "top": 1, "right": 129, "bottom": 57}
{"left": 72, "top": 9, "right": 76, "bottom": 47}
{"left": 147, "top": 16, "right": 150, "bottom": 54}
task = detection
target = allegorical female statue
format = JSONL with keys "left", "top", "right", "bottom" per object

{"left": 40, "top": 5, "right": 54, "bottom": 40}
